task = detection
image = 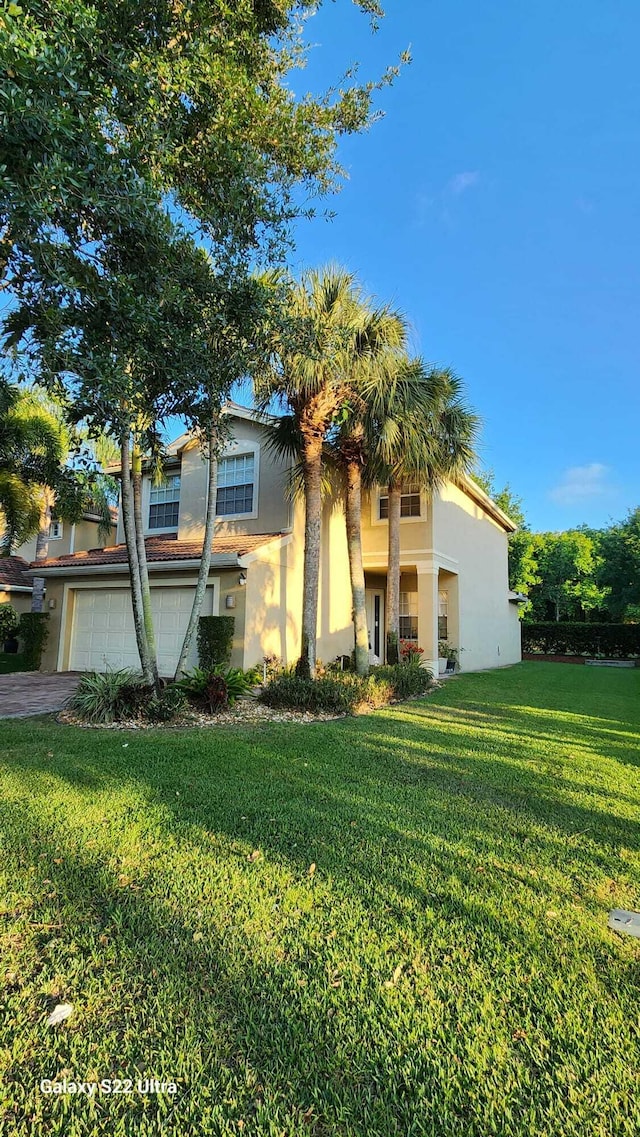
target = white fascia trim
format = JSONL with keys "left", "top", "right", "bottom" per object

{"left": 222, "top": 401, "right": 275, "bottom": 424}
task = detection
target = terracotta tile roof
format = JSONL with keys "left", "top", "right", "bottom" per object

{"left": 0, "top": 556, "right": 33, "bottom": 590}
{"left": 29, "top": 532, "right": 284, "bottom": 571}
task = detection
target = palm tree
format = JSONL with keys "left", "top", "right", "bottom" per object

{"left": 330, "top": 335, "right": 421, "bottom": 677}
{"left": 255, "top": 265, "right": 406, "bottom": 678}
{"left": 373, "top": 364, "right": 479, "bottom": 663}
{"left": 0, "top": 383, "right": 66, "bottom": 555}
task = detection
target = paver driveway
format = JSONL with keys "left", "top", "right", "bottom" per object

{"left": 0, "top": 672, "right": 81, "bottom": 718}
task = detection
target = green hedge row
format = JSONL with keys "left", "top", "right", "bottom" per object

{"left": 522, "top": 622, "right": 640, "bottom": 658}
{"left": 260, "top": 663, "right": 433, "bottom": 715}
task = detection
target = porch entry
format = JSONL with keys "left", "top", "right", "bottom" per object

{"left": 365, "top": 589, "right": 385, "bottom": 664}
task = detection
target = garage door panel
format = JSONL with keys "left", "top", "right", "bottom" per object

{"left": 69, "top": 586, "right": 214, "bottom": 675}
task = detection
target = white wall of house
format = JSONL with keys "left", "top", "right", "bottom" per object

{"left": 432, "top": 483, "right": 521, "bottom": 671}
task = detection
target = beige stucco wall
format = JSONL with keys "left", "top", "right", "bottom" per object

{"left": 15, "top": 518, "right": 115, "bottom": 563}
{"left": 432, "top": 483, "right": 521, "bottom": 671}
{"left": 114, "top": 416, "right": 292, "bottom": 546}
{"left": 241, "top": 498, "right": 354, "bottom": 669}
{"left": 0, "top": 589, "right": 33, "bottom": 619}
{"left": 360, "top": 487, "right": 433, "bottom": 564}
{"left": 179, "top": 419, "right": 291, "bottom": 542}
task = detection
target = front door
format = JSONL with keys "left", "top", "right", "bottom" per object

{"left": 365, "top": 589, "right": 385, "bottom": 665}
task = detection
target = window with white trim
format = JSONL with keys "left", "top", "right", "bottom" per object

{"left": 399, "top": 591, "right": 418, "bottom": 641}
{"left": 438, "top": 590, "right": 449, "bottom": 641}
{"left": 49, "top": 519, "right": 63, "bottom": 539}
{"left": 216, "top": 453, "right": 255, "bottom": 517}
{"left": 379, "top": 482, "right": 421, "bottom": 519}
{"left": 148, "top": 475, "right": 181, "bottom": 529}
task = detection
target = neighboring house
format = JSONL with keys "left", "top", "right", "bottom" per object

{"left": 0, "top": 557, "right": 34, "bottom": 618}
{"left": 25, "top": 402, "right": 522, "bottom": 675}
{"left": 1, "top": 510, "right": 117, "bottom": 618}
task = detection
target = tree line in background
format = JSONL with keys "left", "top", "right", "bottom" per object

{"left": 473, "top": 472, "right": 640, "bottom": 624}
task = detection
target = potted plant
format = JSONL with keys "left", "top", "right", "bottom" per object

{"left": 438, "top": 641, "right": 459, "bottom": 675}
{"left": 0, "top": 603, "right": 19, "bottom": 654}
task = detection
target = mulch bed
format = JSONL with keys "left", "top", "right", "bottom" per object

{"left": 57, "top": 698, "right": 347, "bottom": 730}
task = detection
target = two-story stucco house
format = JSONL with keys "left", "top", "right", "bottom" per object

{"left": 26, "top": 402, "right": 522, "bottom": 675}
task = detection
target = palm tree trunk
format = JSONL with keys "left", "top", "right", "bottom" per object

{"left": 174, "top": 416, "right": 220, "bottom": 679}
{"left": 120, "top": 432, "right": 155, "bottom": 687}
{"left": 386, "top": 477, "right": 402, "bottom": 664}
{"left": 345, "top": 458, "right": 369, "bottom": 676}
{"left": 297, "top": 431, "right": 324, "bottom": 678}
{"left": 132, "top": 441, "right": 159, "bottom": 686}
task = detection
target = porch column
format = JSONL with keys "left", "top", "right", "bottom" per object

{"left": 416, "top": 562, "right": 439, "bottom": 677}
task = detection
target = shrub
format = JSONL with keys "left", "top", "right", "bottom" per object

{"left": 374, "top": 662, "right": 433, "bottom": 699}
{"left": 0, "top": 603, "right": 19, "bottom": 642}
{"left": 146, "top": 685, "right": 188, "bottom": 723}
{"left": 522, "top": 622, "right": 640, "bottom": 658}
{"left": 177, "top": 665, "right": 256, "bottom": 713}
{"left": 262, "top": 654, "right": 283, "bottom": 682}
{"left": 18, "top": 612, "right": 49, "bottom": 670}
{"left": 197, "top": 616, "right": 235, "bottom": 669}
{"left": 67, "top": 669, "right": 147, "bottom": 724}
{"left": 260, "top": 672, "right": 361, "bottom": 713}
{"left": 259, "top": 666, "right": 430, "bottom": 714}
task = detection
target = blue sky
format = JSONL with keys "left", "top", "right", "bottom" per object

{"left": 279, "top": 0, "right": 640, "bottom": 532}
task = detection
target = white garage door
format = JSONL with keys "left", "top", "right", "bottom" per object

{"left": 69, "top": 585, "right": 216, "bottom": 675}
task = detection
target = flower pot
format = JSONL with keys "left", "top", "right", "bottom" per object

{"left": 438, "top": 657, "right": 447, "bottom": 675}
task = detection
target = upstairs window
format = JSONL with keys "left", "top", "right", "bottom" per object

{"left": 149, "top": 475, "right": 180, "bottom": 529}
{"left": 216, "top": 454, "right": 255, "bottom": 517}
{"left": 379, "top": 482, "right": 421, "bottom": 519}
{"left": 49, "top": 520, "right": 63, "bottom": 539}
{"left": 399, "top": 591, "right": 418, "bottom": 641}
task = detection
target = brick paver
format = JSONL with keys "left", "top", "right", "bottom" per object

{"left": 0, "top": 672, "right": 81, "bottom": 718}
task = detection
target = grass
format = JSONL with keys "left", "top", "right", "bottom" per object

{"left": 0, "top": 662, "right": 639, "bottom": 1136}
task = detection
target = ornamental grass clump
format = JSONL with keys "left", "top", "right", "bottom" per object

{"left": 66, "top": 669, "right": 149, "bottom": 724}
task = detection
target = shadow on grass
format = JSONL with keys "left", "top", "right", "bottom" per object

{"left": 1, "top": 785, "right": 638, "bottom": 1137}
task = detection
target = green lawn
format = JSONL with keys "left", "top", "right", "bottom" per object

{"left": 1, "top": 662, "right": 639, "bottom": 1136}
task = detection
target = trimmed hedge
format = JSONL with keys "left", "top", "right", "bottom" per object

{"left": 197, "top": 615, "right": 235, "bottom": 669}
{"left": 260, "top": 663, "right": 433, "bottom": 715}
{"left": 522, "top": 622, "right": 640, "bottom": 658}
{"left": 18, "top": 612, "right": 49, "bottom": 670}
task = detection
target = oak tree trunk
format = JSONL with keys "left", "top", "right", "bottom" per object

{"left": 386, "top": 477, "right": 402, "bottom": 664}
{"left": 132, "top": 443, "right": 159, "bottom": 687}
{"left": 174, "top": 417, "right": 220, "bottom": 679}
{"left": 120, "top": 433, "right": 155, "bottom": 687}
{"left": 33, "top": 486, "right": 55, "bottom": 564}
